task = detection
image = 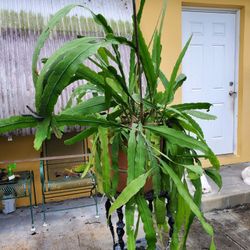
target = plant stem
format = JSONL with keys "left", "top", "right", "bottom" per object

{"left": 132, "top": 0, "right": 143, "bottom": 123}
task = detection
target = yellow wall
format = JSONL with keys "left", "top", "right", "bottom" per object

{"left": 140, "top": 0, "right": 250, "bottom": 166}
{"left": 0, "top": 136, "right": 41, "bottom": 206}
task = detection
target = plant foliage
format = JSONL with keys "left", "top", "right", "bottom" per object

{"left": 0, "top": 1, "right": 221, "bottom": 249}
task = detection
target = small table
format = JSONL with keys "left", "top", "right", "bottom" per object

{"left": 0, "top": 171, "right": 37, "bottom": 231}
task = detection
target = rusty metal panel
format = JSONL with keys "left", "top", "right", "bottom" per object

{"left": 0, "top": 0, "right": 132, "bottom": 136}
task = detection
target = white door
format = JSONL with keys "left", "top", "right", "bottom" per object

{"left": 182, "top": 9, "right": 238, "bottom": 155}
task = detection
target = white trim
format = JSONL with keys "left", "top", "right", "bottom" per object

{"left": 233, "top": 10, "right": 240, "bottom": 154}
{"left": 182, "top": 6, "right": 238, "bottom": 14}
{"left": 182, "top": 7, "right": 240, "bottom": 155}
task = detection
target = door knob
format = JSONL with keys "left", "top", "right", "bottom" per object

{"left": 229, "top": 90, "right": 237, "bottom": 96}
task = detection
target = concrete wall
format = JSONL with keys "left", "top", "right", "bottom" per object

{"left": 139, "top": 0, "right": 250, "bottom": 166}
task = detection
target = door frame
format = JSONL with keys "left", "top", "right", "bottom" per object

{"left": 182, "top": 7, "right": 240, "bottom": 155}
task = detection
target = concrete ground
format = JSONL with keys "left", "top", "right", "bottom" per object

{"left": 202, "top": 163, "right": 250, "bottom": 212}
{"left": 0, "top": 164, "right": 250, "bottom": 250}
{"left": 0, "top": 198, "right": 249, "bottom": 250}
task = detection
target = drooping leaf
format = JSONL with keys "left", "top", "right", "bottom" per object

{"left": 0, "top": 116, "right": 38, "bottom": 134}
{"left": 92, "top": 13, "right": 113, "bottom": 34}
{"left": 185, "top": 110, "right": 217, "bottom": 120}
{"left": 111, "top": 133, "right": 120, "bottom": 196}
{"left": 147, "top": 132, "right": 161, "bottom": 195}
{"left": 171, "top": 102, "right": 212, "bottom": 112}
{"left": 165, "top": 74, "right": 187, "bottom": 104}
{"left": 94, "top": 142, "right": 103, "bottom": 193}
{"left": 181, "top": 164, "right": 203, "bottom": 176}
{"left": 171, "top": 188, "right": 188, "bottom": 250}
{"left": 159, "top": 160, "right": 214, "bottom": 238}
{"left": 145, "top": 126, "right": 210, "bottom": 154}
{"left": 125, "top": 200, "right": 136, "bottom": 250}
{"left": 145, "top": 125, "right": 220, "bottom": 169}
{"left": 105, "top": 77, "right": 128, "bottom": 103}
{"left": 154, "top": 197, "right": 166, "bottom": 225}
{"left": 34, "top": 117, "right": 51, "bottom": 150}
{"left": 173, "top": 74, "right": 187, "bottom": 94}
{"left": 55, "top": 114, "right": 119, "bottom": 128}
{"left": 65, "top": 83, "right": 102, "bottom": 110}
{"left": 205, "top": 167, "right": 222, "bottom": 189}
{"left": 62, "top": 96, "right": 113, "bottom": 116}
{"left": 182, "top": 178, "right": 202, "bottom": 247}
{"left": 137, "top": 195, "right": 157, "bottom": 249}
{"left": 64, "top": 127, "right": 97, "bottom": 145}
{"left": 51, "top": 116, "right": 63, "bottom": 139}
{"left": 109, "top": 171, "right": 151, "bottom": 216}
{"left": 37, "top": 38, "right": 117, "bottom": 116}
{"left": 159, "top": 70, "right": 169, "bottom": 90}
{"left": 32, "top": 4, "right": 77, "bottom": 85}
{"left": 179, "top": 113, "right": 204, "bottom": 138}
{"left": 99, "top": 127, "right": 111, "bottom": 195}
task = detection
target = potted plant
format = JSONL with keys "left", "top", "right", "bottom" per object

{"left": 0, "top": 0, "right": 222, "bottom": 249}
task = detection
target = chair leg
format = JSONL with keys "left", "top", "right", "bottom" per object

{"left": 28, "top": 179, "right": 36, "bottom": 232}
{"left": 91, "top": 185, "right": 99, "bottom": 218}
{"left": 41, "top": 188, "right": 47, "bottom": 226}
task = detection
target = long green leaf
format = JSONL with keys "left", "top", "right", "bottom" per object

{"left": 185, "top": 110, "right": 217, "bottom": 120}
{"left": 55, "top": 114, "right": 119, "bottom": 128}
{"left": 205, "top": 167, "right": 222, "bottom": 189}
{"left": 181, "top": 164, "right": 203, "bottom": 176}
{"left": 127, "top": 124, "right": 137, "bottom": 184}
{"left": 0, "top": 116, "right": 38, "bottom": 134}
{"left": 145, "top": 126, "right": 210, "bottom": 154}
{"left": 99, "top": 127, "right": 111, "bottom": 195}
{"left": 180, "top": 113, "right": 204, "bottom": 138}
{"left": 170, "top": 36, "right": 192, "bottom": 84}
{"left": 171, "top": 102, "right": 212, "bottom": 112}
{"left": 182, "top": 178, "right": 202, "bottom": 248}
{"left": 152, "top": 31, "right": 162, "bottom": 77}
{"left": 159, "top": 70, "right": 169, "bottom": 90}
{"left": 94, "top": 142, "right": 103, "bottom": 193}
{"left": 32, "top": 4, "right": 77, "bottom": 85}
{"left": 62, "top": 96, "right": 113, "bottom": 116}
{"left": 154, "top": 197, "right": 166, "bottom": 225}
{"left": 111, "top": 134, "right": 120, "bottom": 196}
{"left": 138, "top": 27, "right": 157, "bottom": 97}
{"left": 135, "top": 124, "right": 146, "bottom": 177}
{"left": 64, "top": 127, "right": 97, "bottom": 145}
{"left": 125, "top": 200, "right": 136, "bottom": 250}
{"left": 38, "top": 38, "right": 116, "bottom": 116}
{"left": 34, "top": 117, "right": 51, "bottom": 150}
{"left": 165, "top": 36, "right": 192, "bottom": 103}
{"left": 159, "top": 160, "right": 214, "bottom": 237}
{"left": 137, "top": 195, "right": 157, "bottom": 250}
{"left": 137, "top": 0, "right": 146, "bottom": 23}
{"left": 146, "top": 125, "right": 220, "bottom": 169}
{"left": 109, "top": 171, "right": 150, "bottom": 216}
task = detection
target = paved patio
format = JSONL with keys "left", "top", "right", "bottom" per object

{"left": 0, "top": 197, "right": 249, "bottom": 250}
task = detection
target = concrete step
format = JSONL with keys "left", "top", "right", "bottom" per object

{"left": 202, "top": 163, "right": 250, "bottom": 212}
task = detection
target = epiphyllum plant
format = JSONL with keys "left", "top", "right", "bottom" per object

{"left": 0, "top": 0, "right": 221, "bottom": 249}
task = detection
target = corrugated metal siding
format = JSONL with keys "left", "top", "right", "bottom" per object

{"left": 0, "top": 0, "right": 132, "bottom": 136}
